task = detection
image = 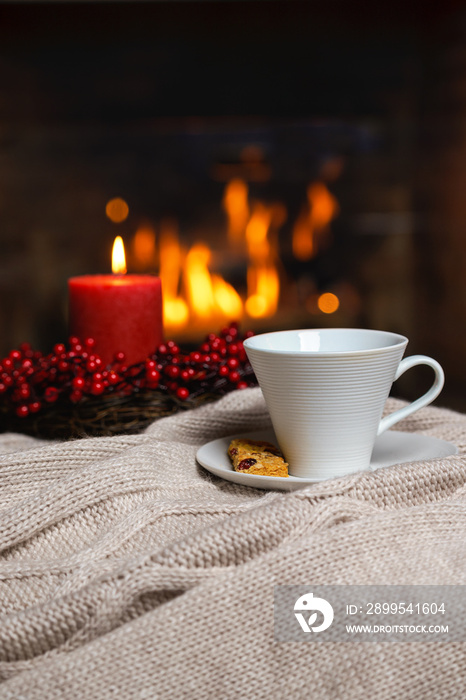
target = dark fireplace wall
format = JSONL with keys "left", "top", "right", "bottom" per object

{"left": 1, "top": 1, "right": 466, "bottom": 409}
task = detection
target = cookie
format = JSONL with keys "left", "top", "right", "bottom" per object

{"left": 228, "top": 438, "right": 289, "bottom": 477}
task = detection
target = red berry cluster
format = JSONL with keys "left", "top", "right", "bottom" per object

{"left": 0, "top": 324, "right": 257, "bottom": 419}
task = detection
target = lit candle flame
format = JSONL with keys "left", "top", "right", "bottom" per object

{"left": 112, "top": 236, "right": 127, "bottom": 274}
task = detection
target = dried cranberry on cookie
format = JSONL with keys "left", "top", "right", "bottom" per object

{"left": 228, "top": 438, "right": 289, "bottom": 477}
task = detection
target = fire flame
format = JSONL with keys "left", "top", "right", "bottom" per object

{"left": 244, "top": 203, "right": 280, "bottom": 317}
{"left": 212, "top": 275, "right": 243, "bottom": 318}
{"left": 112, "top": 236, "right": 127, "bottom": 274}
{"left": 185, "top": 244, "right": 216, "bottom": 319}
{"left": 292, "top": 182, "right": 339, "bottom": 261}
{"left": 159, "top": 222, "right": 189, "bottom": 328}
{"left": 183, "top": 243, "right": 243, "bottom": 322}
{"left": 223, "top": 179, "right": 250, "bottom": 245}
{"left": 129, "top": 177, "right": 340, "bottom": 334}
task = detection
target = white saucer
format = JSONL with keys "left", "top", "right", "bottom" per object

{"left": 196, "top": 429, "right": 459, "bottom": 490}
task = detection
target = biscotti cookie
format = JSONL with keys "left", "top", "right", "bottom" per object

{"left": 228, "top": 438, "right": 289, "bottom": 477}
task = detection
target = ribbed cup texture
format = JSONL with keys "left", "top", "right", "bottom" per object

{"left": 246, "top": 347, "right": 406, "bottom": 479}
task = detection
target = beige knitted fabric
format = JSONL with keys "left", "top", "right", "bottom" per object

{"left": 0, "top": 387, "right": 466, "bottom": 699}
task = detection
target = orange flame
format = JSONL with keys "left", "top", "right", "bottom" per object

{"left": 244, "top": 203, "right": 280, "bottom": 318}
{"left": 178, "top": 243, "right": 244, "bottom": 322}
{"left": 245, "top": 265, "right": 280, "bottom": 318}
{"left": 223, "top": 179, "right": 250, "bottom": 244}
{"left": 292, "top": 182, "right": 339, "bottom": 261}
{"left": 125, "top": 178, "right": 339, "bottom": 334}
{"left": 245, "top": 203, "right": 272, "bottom": 261}
{"left": 185, "top": 243, "right": 216, "bottom": 319}
{"left": 112, "top": 236, "right": 127, "bottom": 274}
{"left": 159, "top": 222, "right": 189, "bottom": 329}
{"left": 212, "top": 275, "right": 243, "bottom": 318}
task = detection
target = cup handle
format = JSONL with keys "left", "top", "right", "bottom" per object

{"left": 377, "top": 355, "right": 445, "bottom": 436}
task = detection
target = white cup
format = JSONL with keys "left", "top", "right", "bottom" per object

{"left": 243, "top": 328, "right": 444, "bottom": 479}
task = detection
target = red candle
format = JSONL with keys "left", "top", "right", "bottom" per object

{"left": 68, "top": 237, "right": 163, "bottom": 366}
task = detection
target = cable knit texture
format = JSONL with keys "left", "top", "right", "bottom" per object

{"left": 0, "top": 387, "right": 465, "bottom": 698}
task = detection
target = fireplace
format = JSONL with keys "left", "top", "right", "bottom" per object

{"left": 0, "top": 1, "right": 465, "bottom": 408}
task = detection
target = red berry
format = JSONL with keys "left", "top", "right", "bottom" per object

{"left": 228, "top": 344, "right": 239, "bottom": 355}
{"left": 114, "top": 351, "right": 126, "bottom": 363}
{"left": 72, "top": 376, "right": 85, "bottom": 389}
{"left": 236, "top": 381, "right": 248, "bottom": 390}
{"left": 146, "top": 369, "right": 160, "bottom": 382}
{"left": 227, "top": 357, "right": 239, "bottom": 369}
{"left": 70, "top": 390, "right": 83, "bottom": 403}
{"left": 229, "top": 371, "right": 240, "bottom": 383}
{"left": 44, "top": 387, "right": 59, "bottom": 403}
{"left": 19, "top": 384, "right": 31, "bottom": 400}
{"left": 0, "top": 383, "right": 6, "bottom": 394}
{"left": 16, "top": 405, "right": 29, "bottom": 418}
{"left": 9, "top": 350, "right": 21, "bottom": 361}
{"left": 165, "top": 364, "right": 180, "bottom": 378}
{"left": 218, "top": 366, "right": 229, "bottom": 377}
{"left": 176, "top": 387, "right": 190, "bottom": 400}
{"left": 157, "top": 344, "right": 168, "bottom": 355}
{"left": 29, "top": 401, "right": 41, "bottom": 413}
{"left": 91, "top": 381, "right": 105, "bottom": 395}
{"left": 108, "top": 371, "right": 120, "bottom": 385}
{"left": 85, "top": 337, "right": 96, "bottom": 348}
{"left": 54, "top": 343, "right": 66, "bottom": 355}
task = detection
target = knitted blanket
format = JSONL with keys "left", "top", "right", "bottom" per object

{"left": 0, "top": 388, "right": 466, "bottom": 699}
